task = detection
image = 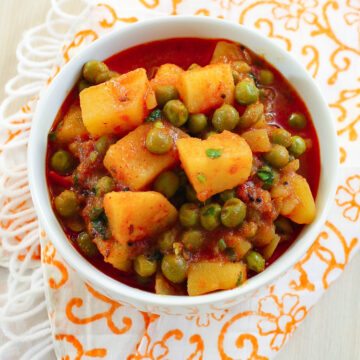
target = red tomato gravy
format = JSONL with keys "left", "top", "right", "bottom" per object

{"left": 47, "top": 38, "right": 320, "bottom": 292}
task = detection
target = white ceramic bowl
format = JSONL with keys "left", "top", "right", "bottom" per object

{"left": 28, "top": 16, "right": 338, "bottom": 315}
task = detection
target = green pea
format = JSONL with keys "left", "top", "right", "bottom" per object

{"left": 219, "top": 189, "right": 235, "bottom": 203}
{"left": 212, "top": 104, "right": 240, "bottom": 132}
{"left": 275, "top": 216, "right": 293, "bottom": 235}
{"left": 288, "top": 113, "right": 306, "bottom": 129}
{"left": 289, "top": 136, "right": 306, "bottom": 157}
{"left": 245, "top": 251, "right": 265, "bottom": 273}
{"left": 163, "top": 100, "right": 188, "bottom": 127}
{"left": 225, "top": 247, "right": 237, "bottom": 262}
{"left": 238, "top": 102, "right": 264, "bottom": 130}
{"left": 176, "top": 170, "right": 188, "bottom": 187}
{"left": 82, "top": 60, "right": 110, "bottom": 84}
{"left": 188, "top": 114, "right": 207, "bottom": 134}
{"left": 95, "top": 176, "right": 114, "bottom": 196}
{"left": 188, "top": 63, "right": 201, "bottom": 70}
{"left": 78, "top": 79, "right": 91, "bottom": 92}
{"left": 66, "top": 217, "right": 85, "bottom": 232}
{"left": 50, "top": 150, "right": 73, "bottom": 174}
{"left": 109, "top": 70, "right": 120, "bottom": 78}
{"left": 54, "top": 190, "right": 79, "bottom": 218}
{"left": 263, "top": 145, "right": 289, "bottom": 168}
{"left": 157, "top": 229, "right": 176, "bottom": 252}
{"left": 258, "top": 69, "right": 274, "bottom": 85}
{"left": 182, "top": 230, "right": 204, "bottom": 251}
{"left": 204, "top": 131, "right": 218, "bottom": 139}
{"left": 221, "top": 198, "right": 246, "bottom": 228}
{"left": 153, "top": 171, "right": 179, "bottom": 198}
{"left": 186, "top": 185, "right": 198, "bottom": 202}
{"left": 270, "top": 128, "right": 292, "bottom": 147}
{"left": 96, "top": 135, "right": 111, "bottom": 155}
{"left": 179, "top": 203, "right": 200, "bottom": 227}
{"left": 235, "top": 80, "right": 259, "bottom": 105}
{"left": 146, "top": 128, "right": 173, "bottom": 154}
{"left": 200, "top": 203, "right": 221, "bottom": 231}
{"left": 134, "top": 254, "right": 157, "bottom": 277}
{"left": 77, "top": 232, "right": 98, "bottom": 257}
{"left": 155, "top": 85, "right": 179, "bottom": 108}
{"left": 161, "top": 254, "right": 188, "bottom": 283}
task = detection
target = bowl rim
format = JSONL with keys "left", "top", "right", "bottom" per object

{"left": 28, "top": 15, "right": 339, "bottom": 308}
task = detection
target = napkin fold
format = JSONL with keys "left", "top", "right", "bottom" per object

{"left": 0, "top": 1, "right": 359, "bottom": 359}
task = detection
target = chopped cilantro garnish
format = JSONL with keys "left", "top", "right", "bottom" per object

{"left": 146, "top": 249, "right": 162, "bottom": 261}
{"left": 203, "top": 206, "right": 215, "bottom": 216}
{"left": 73, "top": 172, "right": 79, "bottom": 187}
{"left": 48, "top": 121, "right": 63, "bottom": 141}
{"left": 218, "top": 238, "right": 226, "bottom": 251}
{"left": 206, "top": 148, "right": 222, "bottom": 159}
{"left": 89, "top": 207, "right": 104, "bottom": 221}
{"left": 257, "top": 165, "right": 274, "bottom": 190}
{"left": 197, "top": 173, "right": 206, "bottom": 183}
{"left": 91, "top": 211, "right": 109, "bottom": 239}
{"left": 146, "top": 109, "right": 162, "bottom": 122}
{"left": 236, "top": 272, "right": 242, "bottom": 286}
{"left": 225, "top": 247, "right": 237, "bottom": 262}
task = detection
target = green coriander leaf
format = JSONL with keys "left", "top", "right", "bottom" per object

{"left": 89, "top": 207, "right": 104, "bottom": 221}
{"left": 206, "top": 148, "right": 222, "bottom": 159}
{"left": 146, "top": 109, "right": 162, "bottom": 122}
{"left": 203, "top": 206, "right": 215, "bottom": 216}
{"left": 197, "top": 173, "right": 206, "bottom": 183}
{"left": 257, "top": 165, "right": 274, "bottom": 190}
{"left": 48, "top": 121, "right": 63, "bottom": 141}
{"left": 236, "top": 272, "right": 242, "bottom": 286}
{"left": 73, "top": 173, "right": 79, "bottom": 187}
{"left": 225, "top": 247, "right": 237, "bottom": 262}
{"left": 218, "top": 238, "right": 226, "bottom": 251}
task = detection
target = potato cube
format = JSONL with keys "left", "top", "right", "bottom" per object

{"left": 104, "top": 122, "right": 188, "bottom": 190}
{"left": 150, "top": 64, "right": 184, "bottom": 90}
{"left": 155, "top": 272, "right": 177, "bottom": 295}
{"left": 225, "top": 234, "right": 252, "bottom": 259}
{"left": 93, "top": 237, "right": 131, "bottom": 272}
{"left": 187, "top": 261, "right": 247, "bottom": 296}
{"left": 56, "top": 104, "right": 88, "bottom": 143}
{"left": 80, "top": 68, "right": 155, "bottom": 138}
{"left": 283, "top": 173, "right": 316, "bottom": 224}
{"left": 104, "top": 191, "right": 178, "bottom": 246}
{"left": 210, "top": 41, "right": 249, "bottom": 64}
{"left": 177, "top": 64, "right": 235, "bottom": 114}
{"left": 177, "top": 131, "right": 252, "bottom": 201}
{"left": 241, "top": 129, "right": 271, "bottom": 153}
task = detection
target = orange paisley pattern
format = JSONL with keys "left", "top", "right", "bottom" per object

{"left": 186, "top": 309, "right": 229, "bottom": 327}
{"left": 336, "top": 175, "right": 360, "bottom": 222}
{"left": 63, "top": 30, "right": 98, "bottom": 63}
{"left": 97, "top": 3, "right": 138, "bottom": 28}
{"left": 127, "top": 329, "right": 183, "bottom": 360}
{"left": 66, "top": 283, "right": 132, "bottom": 334}
{"left": 54, "top": 334, "right": 107, "bottom": 360}
{"left": 290, "top": 221, "right": 358, "bottom": 291}
{"left": 42, "top": 241, "right": 68, "bottom": 289}
{"left": 256, "top": 293, "right": 307, "bottom": 351}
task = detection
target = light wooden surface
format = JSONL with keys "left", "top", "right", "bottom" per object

{"left": 0, "top": 1, "right": 359, "bottom": 359}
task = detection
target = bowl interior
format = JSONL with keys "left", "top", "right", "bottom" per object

{"left": 28, "top": 16, "right": 338, "bottom": 308}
